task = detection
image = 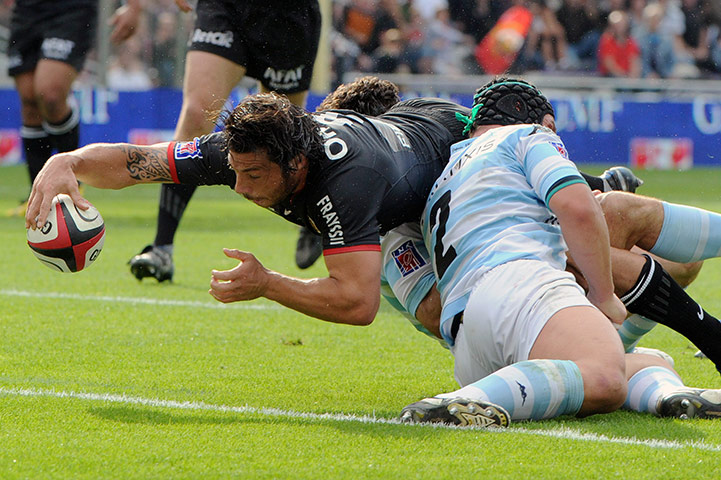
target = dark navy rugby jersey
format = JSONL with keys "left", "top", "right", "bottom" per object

{"left": 168, "top": 98, "right": 469, "bottom": 256}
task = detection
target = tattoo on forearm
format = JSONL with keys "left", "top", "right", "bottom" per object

{"left": 121, "top": 145, "right": 172, "bottom": 182}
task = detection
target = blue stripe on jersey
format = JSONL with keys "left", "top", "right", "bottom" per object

{"left": 405, "top": 272, "right": 436, "bottom": 318}
{"left": 382, "top": 259, "right": 436, "bottom": 319}
{"left": 523, "top": 142, "right": 584, "bottom": 206}
{"left": 545, "top": 177, "right": 588, "bottom": 205}
{"left": 380, "top": 278, "right": 440, "bottom": 342}
{"left": 380, "top": 270, "right": 445, "bottom": 346}
{"left": 380, "top": 280, "right": 405, "bottom": 312}
{"left": 381, "top": 237, "right": 434, "bottom": 317}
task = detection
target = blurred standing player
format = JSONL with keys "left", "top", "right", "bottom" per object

{"left": 128, "top": 0, "right": 322, "bottom": 282}
{"left": 5, "top": 0, "right": 141, "bottom": 216}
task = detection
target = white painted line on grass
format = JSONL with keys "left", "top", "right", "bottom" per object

{"left": 0, "top": 288, "right": 282, "bottom": 311}
{"left": 2, "top": 386, "right": 720, "bottom": 452}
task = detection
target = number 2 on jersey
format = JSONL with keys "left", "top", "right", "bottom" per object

{"left": 429, "top": 190, "right": 457, "bottom": 278}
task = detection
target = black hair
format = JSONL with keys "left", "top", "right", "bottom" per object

{"left": 222, "top": 92, "right": 324, "bottom": 175}
{"left": 318, "top": 76, "right": 400, "bottom": 116}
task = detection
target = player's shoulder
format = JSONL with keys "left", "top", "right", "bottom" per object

{"left": 390, "top": 97, "right": 458, "bottom": 109}
{"left": 528, "top": 124, "right": 557, "bottom": 137}
{"left": 496, "top": 124, "right": 560, "bottom": 144}
{"left": 171, "top": 132, "right": 225, "bottom": 163}
{"left": 466, "top": 124, "right": 555, "bottom": 158}
{"left": 311, "top": 109, "right": 369, "bottom": 131}
{"left": 387, "top": 97, "right": 469, "bottom": 116}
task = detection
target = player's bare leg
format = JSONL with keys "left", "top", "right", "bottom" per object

{"left": 130, "top": 52, "right": 246, "bottom": 281}
{"left": 9, "top": 60, "right": 78, "bottom": 217}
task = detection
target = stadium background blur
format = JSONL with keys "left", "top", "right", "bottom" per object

{"left": 1, "top": 5, "right": 721, "bottom": 476}
{"left": 1, "top": 0, "right": 720, "bottom": 168}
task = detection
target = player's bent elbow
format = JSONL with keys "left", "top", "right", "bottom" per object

{"left": 352, "top": 314, "right": 376, "bottom": 326}
{"left": 343, "top": 297, "right": 380, "bottom": 326}
{"left": 352, "top": 306, "right": 380, "bottom": 326}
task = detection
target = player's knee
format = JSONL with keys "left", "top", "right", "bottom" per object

{"left": 19, "top": 90, "right": 37, "bottom": 107}
{"left": 600, "top": 192, "right": 658, "bottom": 247}
{"left": 669, "top": 260, "right": 703, "bottom": 288}
{"left": 35, "top": 88, "right": 70, "bottom": 121}
{"left": 19, "top": 94, "right": 41, "bottom": 119}
{"left": 598, "top": 192, "right": 632, "bottom": 245}
{"left": 580, "top": 361, "right": 627, "bottom": 414}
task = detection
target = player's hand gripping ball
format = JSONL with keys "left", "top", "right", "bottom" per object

{"left": 27, "top": 194, "right": 105, "bottom": 272}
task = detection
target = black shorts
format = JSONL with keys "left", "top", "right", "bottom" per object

{"left": 7, "top": 0, "right": 98, "bottom": 76}
{"left": 188, "top": 0, "right": 321, "bottom": 93}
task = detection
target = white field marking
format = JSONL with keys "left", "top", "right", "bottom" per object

{"left": 0, "top": 288, "right": 282, "bottom": 311}
{"left": 2, "top": 386, "right": 721, "bottom": 452}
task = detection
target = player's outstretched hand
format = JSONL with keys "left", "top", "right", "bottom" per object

{"left": 209, "top": 249, "right": 270, "bottom": 303}
{"left": 25, "top": 153, "right": 91, "bottom": 230}
{"left": 174, "top": 0, "right": 194, "bottom": 13}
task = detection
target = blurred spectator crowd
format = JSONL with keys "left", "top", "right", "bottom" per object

{"left": 332, "top": 0, "right": 721, "bottom": 84}
{"left": 0, "top": 0, "right": 188, "bottom": 89}
{"left": 2, "top": 0, "right": 721, "bottom": 90}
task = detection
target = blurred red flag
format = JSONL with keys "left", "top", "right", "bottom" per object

{"left": 475, "top": 6, "right": 533, "bottom": 75}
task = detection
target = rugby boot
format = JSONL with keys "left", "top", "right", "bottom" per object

{"left": 658, "top": 388, "right": 721, "bottom": 419}
{"left": 601, "top": 166, "right": 644, "bottom": 193}
{"left": 399, "top": 396, "right": 510, "bottom": 428}
{"left": 6, "top": 199, "right": 28, "bottom": 218}
{"left": 128, "top": 245, "right": 174, "bottom": 282}
{"left": 295, "top": 226, "right": 323, "bottom": 269}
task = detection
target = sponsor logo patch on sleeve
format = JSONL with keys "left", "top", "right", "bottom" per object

{"left": 392, "top": 240, "right": 426, "bottom": 276}
{"left": 174, "top": 138, "right": 202, "bottom": 160}
{"left": 550, "top": 141, "right": 569, "bottom": 159}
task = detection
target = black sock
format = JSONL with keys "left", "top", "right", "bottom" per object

{"left": 622, "top": 254, "right": 721, "bottom": 372}
{"left": 21, "top": 125, "right": 53, "bottom": 185}
{"left": 154, "top": 183, "right": 197, "bottom": 246}
{"left": 44, "top": 107, "right": 79, "bottom": 153}
{"left": 581, "top": 172, "right": 605, "bottom": 191}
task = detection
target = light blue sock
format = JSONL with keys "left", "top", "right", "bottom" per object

{"left": 439, "top": 359, "right": 584, "bottom": 421}
{"left": 650, "top": 202, "right": 721, "bottom": 262}
{"left": 623, "top": 366, "right": 684, "bottom": 415}
{"left": 617, "top": 314, "right": 658, "bottom": 352}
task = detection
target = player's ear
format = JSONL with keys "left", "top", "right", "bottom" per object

{"left": 293, "top": 154, "right": 309, "bottom": 171}
{"left": 542, "top": 114, "right": 557, "bottom": 133}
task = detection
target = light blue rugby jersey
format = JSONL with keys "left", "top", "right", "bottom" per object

{"left": 422, "top": 124, "right": 587, "bottom": 346}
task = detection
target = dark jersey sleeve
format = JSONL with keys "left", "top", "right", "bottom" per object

{"left": 168, "top": 133, "right": 236, "bottom": 187}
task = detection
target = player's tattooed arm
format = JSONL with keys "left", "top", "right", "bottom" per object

{"left": 121, "top": 144, "right": 173, "bottom": 182}
{"left": 26, "top": 142, "right": 173, "bottom": 228}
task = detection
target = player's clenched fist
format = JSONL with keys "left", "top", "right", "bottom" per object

{"left": 209, "top": 249, "right": 270, "bottom": 303}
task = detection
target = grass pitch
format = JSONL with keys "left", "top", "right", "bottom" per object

{"left": 1, "top": 164, "right": 721, "bottom": 479}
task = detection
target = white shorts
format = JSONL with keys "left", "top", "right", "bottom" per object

{"left": 451, "top": 259, "right": 593, "bottom": 387}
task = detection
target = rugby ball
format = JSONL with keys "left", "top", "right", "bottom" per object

{"left": 27, "top": 194, "right": 105, "bottom": 273}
